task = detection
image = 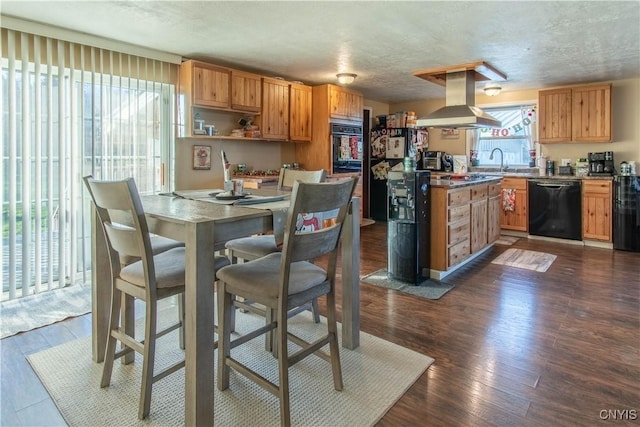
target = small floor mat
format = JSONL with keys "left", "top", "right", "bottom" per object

{"left": 491, "top": 248, "right": 557, "bottom": 272}
{"left": 361, "top": 270, "right": 454, "bottom": 300}
{"left": 495, "top": 235, "right": 520, "bottom": 245}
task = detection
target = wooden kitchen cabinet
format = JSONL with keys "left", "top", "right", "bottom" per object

{"left": 572, "top": 84, "right": 612, "bottom": 142}
{"left": 487, "top": 182, "right": 502, "bottom": 244}
{"left": 329, "top": 85, "right": 363, "bottom": 121}
{"left": 538, "top": 83, "right": 611, "bottom": 143}
{"left": 500, "top": 177, "right": 528, "bottom": 232}
{"left": 295, "top": 84, "right": 363, "bottom": 171}
{"left": 431, "top": 186, "right": 471, "bottom": 271}
{"left": 260, "top": 77, "right": 290, "bottom": 140}
{"left": 289, "top": 82, "right": 312, "bottom": 142}
{"left": 230, "top": 70, "right": 262, "bottom": 112}
{"left": 470, "top": 184, "right": 488, "bottom": 253}
{"left": 538, "top": 88, "right": 572, "bottom": 143}
{"left": 582, "top": 180, "right": 613, "bottom": 242}
{"left": 188, "top": 61, "right": 230, "bottom": 109}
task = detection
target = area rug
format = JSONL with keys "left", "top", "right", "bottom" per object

{"left": 491, "top": 248, "right": 557, "bottom": 272}
{"left": 361, "top": 269, "right": 454, "bottom": 300}
{"left": 28, "top": 308, "right": 434, "bottom": 426}
{"left": 1, "top": 283, "right": 91, "bottom": 338}
{"left": 495, "top": 235, "right": 520, "bottom": 246}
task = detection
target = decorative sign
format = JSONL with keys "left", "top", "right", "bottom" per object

{"left": 193, "top": 145, "right": 211, "bottom": 170}
{"left": 480, "top": 106, "right": 537, "bottom": 137}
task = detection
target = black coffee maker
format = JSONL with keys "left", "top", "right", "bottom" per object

{"left": 588, "top": 152, "right": 615, "bottom": 176}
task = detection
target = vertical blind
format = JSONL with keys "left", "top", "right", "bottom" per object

{"left": 1, "top": 28, "right": 178, "bottom": 301}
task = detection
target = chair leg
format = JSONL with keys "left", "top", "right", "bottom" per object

{"left": 217, "top": 282, "right": 232, "bottom": 391}
{"left": 325, "top": 289, "right": 343, "bottom": 391}
{"left": 310, "top": 298, "right": 321, "bottom": 323}
{"left": 276, "top": 307, "right": 291, "bottom": 427}
{"left": 178, "top": 293, "right": 185, "bottom": 350}
{"left": 101, "top": 287, "right": 123, "bottom": 388}
{"left": 122, "top": 293, "right": 135, "bottom": 364}
{"left": 138, "top": 299, "right": 158, "bottom": 420}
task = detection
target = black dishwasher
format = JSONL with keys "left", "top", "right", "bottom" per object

{"left": 528, "top": 179, "right": 582, "bottom": 240}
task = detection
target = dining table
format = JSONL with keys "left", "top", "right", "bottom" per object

{"left": 90, "top": 187, "right": 361, "bottom": 426}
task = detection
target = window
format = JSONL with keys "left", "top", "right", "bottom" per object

{"left": 1, "top": 29, "right": 177, "bottom": 301}
{"left": 472, "top": 104, "right": 537, "bottom": 168}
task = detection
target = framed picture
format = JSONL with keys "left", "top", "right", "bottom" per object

{"left": 441, "top": 128, "right": 460, "bottom": 139}
{"left": 193, "top": 145, "right": 211, "bottom": 170}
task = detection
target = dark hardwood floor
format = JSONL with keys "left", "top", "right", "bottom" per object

{"left": 2, "top": 222, "right": 639, "bottom": 426}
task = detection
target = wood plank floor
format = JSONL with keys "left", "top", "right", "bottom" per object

{"left": 1, "top": 222, "right": 639, "bottom": 426}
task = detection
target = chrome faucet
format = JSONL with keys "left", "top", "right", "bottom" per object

{"left": 490, "top": 148, "right": 506, "bottom": 171}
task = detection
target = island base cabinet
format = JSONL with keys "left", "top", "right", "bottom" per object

{"left": 431, "top": 180, "right": 502, "bottom": 276}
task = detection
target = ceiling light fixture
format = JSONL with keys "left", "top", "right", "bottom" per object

{"left": 484, "top": 83, "right": 502, "bottom": 96}
{"left": 336, "top": 73, "right": 357, "bottom": 85}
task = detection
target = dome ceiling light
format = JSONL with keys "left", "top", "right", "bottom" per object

{"left": 336, "top": 73, "right": 357, "bottom": 85}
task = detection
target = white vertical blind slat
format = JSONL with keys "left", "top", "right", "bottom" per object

{"left": 46, "top": 37, "right": 54, "bottom": 291}
{"left": 34, "top": 35, "right": 43, "bottom": 294}
{"left": 69, "top": 42, "right": 78, "bottom": 286}
{"left": 57, "top": 39, "right": 66, "bottom": 289}
{"left": 7, "top": 31, "right": 18, "bottom": 299}
{"left": 21, "top": 32, "right": 32, "bottom": 296}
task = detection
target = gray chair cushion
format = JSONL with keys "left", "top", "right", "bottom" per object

{"left": 217, "top": 253, "right": 327, "bottom": 302}
{"left": 121, "top": 247, "right": 186, "bottom": 289}
{"left": 225, "top": 235, "right": 279, "bottom": 258}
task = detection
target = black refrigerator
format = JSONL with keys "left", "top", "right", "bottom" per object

{"left": 613, "top": 175, "right": 640, "bottom": 251}
{"left": 369, "top": 127, "right": 427, "bottom": 221}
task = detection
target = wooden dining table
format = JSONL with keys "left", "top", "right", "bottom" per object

{"left": 90, "top": 189, "right": 361, "bottom": 426}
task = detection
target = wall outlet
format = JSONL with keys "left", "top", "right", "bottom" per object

{"left": 561, "top": 158, "right": 572, "bottom": 166}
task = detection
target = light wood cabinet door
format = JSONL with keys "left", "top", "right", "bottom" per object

{"left": 538, "top": 88, "right": 572, "bottom": 143}
{"left": 261, "top": 78, "right": 290, "bottom": 140}
{"left": 487, "top": 194, "right": 502, "bottom": 244}
{"left": 500, "top": 177, "right": 528, "bottom": 232}
{"left": 348, "top": 92, "right": 363, "bottom": 120}
{"left": 582, "top": 180, "right": 612, "bottom": 241}
{"left": 192, "top": 63, "right": 230, "bottom": 108}
{"left": 329, "top": 85, "right": 350, "bottom": 119}
{"left": 289, "top": 83, "right": 312, "bottom": 142}
{"left": 231, "top": 70, "right": 261, "bottom": 112}
{"left": 572, "top": 84, "right": 612, "bottom": 142}
{"left": 470, "top": 198, "right": 488, "bottom": 253}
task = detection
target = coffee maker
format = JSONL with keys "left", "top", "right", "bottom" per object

{"left": 588, "top": 152, "right": 615, "bottom": 176}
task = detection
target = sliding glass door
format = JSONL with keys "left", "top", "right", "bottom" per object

{"left": 1, "top": 29, "right": 177, "bottom": 301}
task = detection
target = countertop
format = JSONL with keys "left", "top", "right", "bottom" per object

{"left": 429, "top": 172, "right": 614, "bottom": 188}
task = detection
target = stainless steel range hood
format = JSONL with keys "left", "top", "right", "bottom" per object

{"left": 413, "top": 62, "right": 506, "bottom": 129}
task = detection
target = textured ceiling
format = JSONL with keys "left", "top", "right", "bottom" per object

{"left": 2, "top": 1, "right": 639, "bottom": 104}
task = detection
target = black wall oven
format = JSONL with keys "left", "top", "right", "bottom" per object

{"left": 529, "top": 179, "right": 582, "bottom": 240}
{"left": 331, "top": 123, "right": 362, "bottom": 174}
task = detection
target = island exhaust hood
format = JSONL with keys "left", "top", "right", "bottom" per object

{"left": 413, "top": 62, "right": 507, "bottom": 129}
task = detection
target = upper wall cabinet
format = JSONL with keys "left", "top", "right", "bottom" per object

{"left": 260, "top": 77, "right": 290, "bottom": 140}
{"left": 572, "top": 84, "right": 612, "bottom": 142}
{"left": 189, "top": 61, "right": 230, "bottom": 109}
{"left": 538, "top": 83, "right": 612, "bottom": 144}
{"left": 329, "top": 85, "right": 363, "bottom": 121}
{"left": 231, "top": 70, "right": 262, "bottom": 112}
{"left": 289, "top": 82, "right": 312, "bottom": 142}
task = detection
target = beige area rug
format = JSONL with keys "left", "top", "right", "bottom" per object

{"left": 1, "top": 283, "right": 91, "bottom": 338}
{"left": 491, "top": 248, "right": 557, "bottom": 272}
{"left": 494, "top": 235, "right": 520, "bottom": 246}
{"left": 28, "top": 308, "right": 434, "bottom": 426}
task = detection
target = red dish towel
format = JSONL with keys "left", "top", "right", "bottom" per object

{"left": 502, "top": 189, "right": 516, "bottom": 212}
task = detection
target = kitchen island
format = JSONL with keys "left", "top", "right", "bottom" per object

{"left": 429, "top": 176, "right": 503, "bottom": 279}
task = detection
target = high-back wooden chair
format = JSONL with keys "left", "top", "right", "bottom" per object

{"left": 224, "top": 168, "right": 327, "bottom": 323}
{"left": 216, "top": 177, "right": 358, "bottom": 426}
{"left": 84, "top": 176, "right": 229, "bottom": 419}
